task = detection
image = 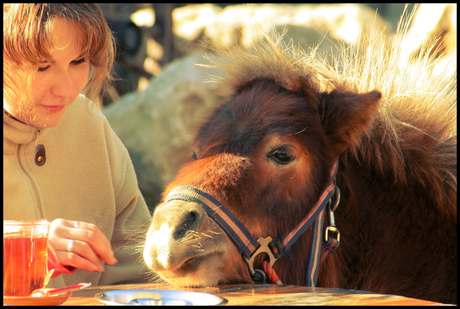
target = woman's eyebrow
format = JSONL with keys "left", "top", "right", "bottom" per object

{"left": 39, "top": 53, "right": 86, "bottom": 64}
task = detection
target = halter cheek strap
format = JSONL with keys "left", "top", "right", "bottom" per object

{"left": 165, "top": 186, "right": 260, "bottom": 259}
{"left": 165, "top": 161, "right": 340, "bottom": 287}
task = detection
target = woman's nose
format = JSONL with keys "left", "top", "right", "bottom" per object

{"left": 51, "top": 69, "right": 78, "bottom": 99}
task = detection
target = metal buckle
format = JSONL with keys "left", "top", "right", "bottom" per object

{"left": 252, "top": 269, "right": 267, "bottom": 284}
{"left": 325, "top": 226, "right": 340, "bottom": 242}
{"left": 268, "top": 237, "right": 285, "bottom": 259}
{"left": 243, "top": 237, "right": 278, "bottom": 279}
{"left": 325, "top": 185, "right": 340, "bottom": 242}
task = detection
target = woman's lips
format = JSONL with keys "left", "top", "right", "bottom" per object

{"left": 40, "top": 104, "right": 65, "bottom": 112}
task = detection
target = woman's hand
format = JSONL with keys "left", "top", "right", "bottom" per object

{"left": 48, "top": 218, "right": 118, "bottom": 272}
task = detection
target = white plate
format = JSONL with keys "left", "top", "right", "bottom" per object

{"left": 95, "top": 289, "right": 228, "bottom": 306}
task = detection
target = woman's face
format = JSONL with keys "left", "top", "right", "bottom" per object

{"left": 5, "top": 18, "right": 90, "bottom": 128}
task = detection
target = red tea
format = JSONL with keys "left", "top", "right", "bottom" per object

{"left": 3, "top": 235, "right": 48, "bottom": 296}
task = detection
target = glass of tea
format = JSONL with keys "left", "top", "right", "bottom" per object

{"left": 3, "top": 220, "right": 50, "bottom": 297}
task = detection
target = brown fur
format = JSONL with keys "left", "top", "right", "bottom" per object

{"left": 144, "top": 9, "right": 456, "bottom": 304}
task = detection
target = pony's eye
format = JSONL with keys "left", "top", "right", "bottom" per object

{"left": 268, "top": 147, "right": 294, "bottom": 164}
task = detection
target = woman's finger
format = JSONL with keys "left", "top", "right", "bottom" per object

{"left": 57, "top": 219, "right": 117, "bottom": 265}
{"left": 70, "top": 221, "right": 112, "bottom": 251}
{"left": 57, "top": 244, "right": 104, "bottom": 272}
{"left": 64, "top": 238, "right": 105, "bottom": 271}
{"left": 71, "top": 221, "right": 118, "bottom": 265}
{"left": 49, "top": 219, "right": 117, "bottom": 270}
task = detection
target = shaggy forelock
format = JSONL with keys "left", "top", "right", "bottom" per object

{"left": 198, "top": 16, "right": 456, "bottom": 202}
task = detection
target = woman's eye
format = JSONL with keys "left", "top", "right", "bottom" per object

{"left": 268, "top": 147, "right": 294, "bottom": 164}
{"left": 38, "top": 58, "right": 86, "bottom": 72}
{"left": 72, "top": 58, "right": 86, "bottom": 65}
{"left": 38, "top": 65, "right": 50, "bottom": 72}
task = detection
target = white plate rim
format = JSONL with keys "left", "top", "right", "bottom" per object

{"left": 94, "top": 289, "right": 228, "bottom": 306}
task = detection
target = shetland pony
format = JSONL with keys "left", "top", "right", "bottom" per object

{"left": 143, "top": 11, "right": 457, "bottom": 304}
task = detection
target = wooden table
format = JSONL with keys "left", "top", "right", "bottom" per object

{"left": 61, "top": 283, "right": 450, "bottom": 306}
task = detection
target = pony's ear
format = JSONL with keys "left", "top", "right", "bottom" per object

{"left": 320, "top": 89, "right": 381, "bottom": 156}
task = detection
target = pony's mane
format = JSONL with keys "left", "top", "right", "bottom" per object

{"left": 199, "top": 7, "right": 457, "bottom": 212}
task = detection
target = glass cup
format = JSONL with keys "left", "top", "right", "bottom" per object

{"left": 3, "top": 220, "right": 50, "bottom": 297}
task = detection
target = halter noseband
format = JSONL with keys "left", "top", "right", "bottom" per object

{"left": 165, "top": 161, "right": 340, "bottom": 287}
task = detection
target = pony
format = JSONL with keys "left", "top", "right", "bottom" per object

{"left": 143, "top": 10, "right": 457, "bottom": 304}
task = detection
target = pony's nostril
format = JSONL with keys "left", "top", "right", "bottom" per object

{"left": 173, "top": 211, "right": 199, "bottom": 240}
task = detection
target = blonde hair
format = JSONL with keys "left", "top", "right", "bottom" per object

{"left": 3, "top": 3, "right": 115, "bottom": 111}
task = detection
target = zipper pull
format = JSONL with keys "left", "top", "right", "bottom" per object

{"left": 35, "top": 129, "right": 46, "bottom": 166}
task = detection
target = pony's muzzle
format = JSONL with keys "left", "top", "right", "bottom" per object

{"left": 144, "top": 199, "right": 230, "bottom": 281}
{"left": 151, "top": 200, "right": 204, "bottom": 240}
{"left": 143, "top": 200, "right": 208, "bottom": 272}
{"left": 172, "top": 210, "right": 200, "bottom": 239}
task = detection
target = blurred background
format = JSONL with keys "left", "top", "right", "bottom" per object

{"left": 97, "top": 3, "right": 456, "bottom": 212}
{"left": 98, "top": 3, "right": 417, "bottom": 106}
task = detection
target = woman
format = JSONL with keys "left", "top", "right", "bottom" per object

{"left": 3, "top": 4, "right": 152, "bottom": 287}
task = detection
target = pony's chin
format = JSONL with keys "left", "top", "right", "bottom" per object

{"left": 155, "top": 253, "right": 224, "bottom": 287}
{"left": 157, "top": 269, "right": 220, "bottom": 288}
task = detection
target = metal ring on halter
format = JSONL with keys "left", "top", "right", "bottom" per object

{"left": 73, "top": 221, "right": 79, "bottom": 229}
{"left": 67, "top": 239, "right": 75, "bottom": 252}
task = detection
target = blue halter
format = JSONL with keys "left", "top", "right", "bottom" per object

{"left": 165, "top": 162, "right": 340, "bottom": 287}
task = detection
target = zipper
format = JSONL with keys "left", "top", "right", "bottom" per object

{"left": 16, "top": 143, "right": 44, "bottom": 219}
{"left": 35, "top": 129, "right": 46, "bottom": 166}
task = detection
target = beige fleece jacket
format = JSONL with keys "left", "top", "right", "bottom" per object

{"left": 3, "top": 94, "right": 153, "bottom": 288}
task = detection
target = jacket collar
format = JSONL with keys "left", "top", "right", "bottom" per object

{"left": 3, "top": 110, "right": 41, "bottom": 154}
